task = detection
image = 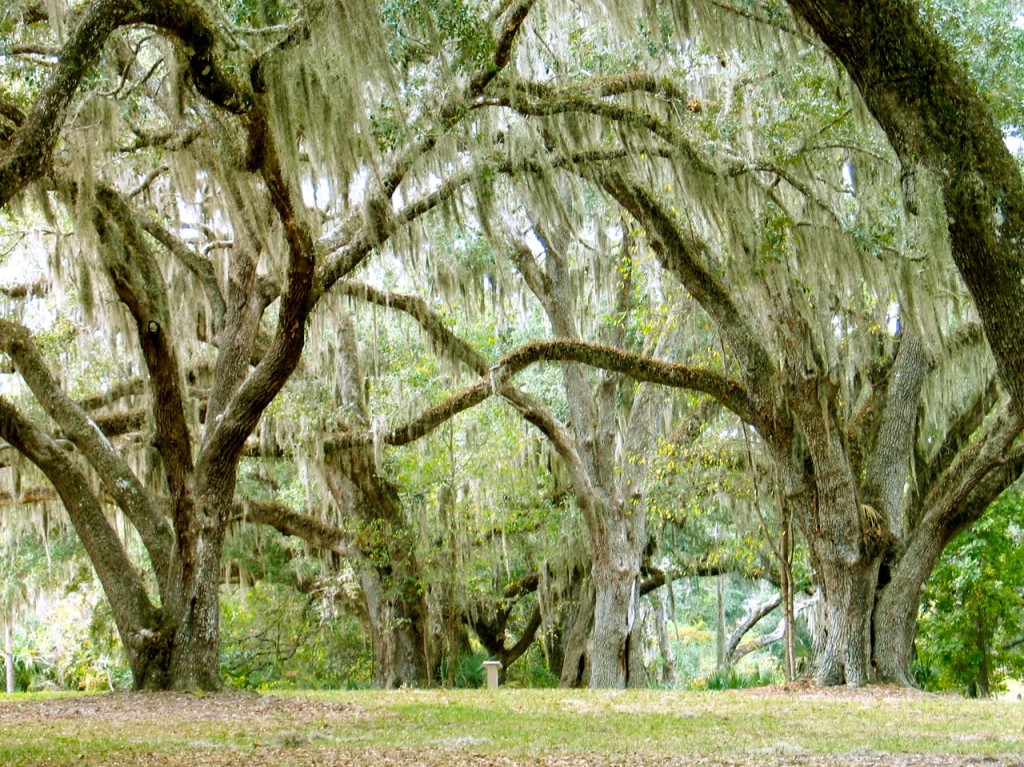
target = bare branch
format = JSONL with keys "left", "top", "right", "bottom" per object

{"left": 724, "top": 593, "right": 782, "bottom": 663}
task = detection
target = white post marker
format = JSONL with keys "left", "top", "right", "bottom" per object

{"left": 482, "top": 659, "right": 502, "bottom": 689}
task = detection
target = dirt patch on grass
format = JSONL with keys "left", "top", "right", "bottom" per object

{"left": 734, "top": 678, "right": 946, "bottom": 701}
{"left": 0, "top": 690, "right": 366, "bottom": 726}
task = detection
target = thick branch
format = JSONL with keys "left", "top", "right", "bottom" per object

{"left": 0, "top": 0, "right": 141, "bottom": 208}
{"left": 0, "top": 319, "right": 172, "bottom": 586}
{"left": 468, "top": 0, "right": 536, "bottom": 95}
{"left": 0, "top": 395, "right": 158, "bottom": 639}
{"left": 724, "top": 593, "right": 782, "bottom": 663}
{"left": 325, "top": 339, "right": 757, "bottom": 451}
{"left": 197, "top": 95, "right": 314, "bottom": 476}
{"left": 243, "top": 500, "right": 356, "bottom": 558}
{"left": 730, "top": 595, "right": 818, "bottom": 663}
{"left": 95, "top": 187, "right": 195, "bottom": 517}
{"left": 860, "top": 329, "right": 928, "bottom": 540}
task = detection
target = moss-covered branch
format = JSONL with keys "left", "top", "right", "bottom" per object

{"left": 0, "top": 319, "right": 173, "bottom": 587}
{"left": 325, "top": 339, "right": 758, "bottom": 452}
{"left": 784, "top": 0, "right": 1024, "bottom": 416}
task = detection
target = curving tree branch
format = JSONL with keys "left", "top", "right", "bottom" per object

{"left": 325, "top": 339, "right": 757, "bottom": 452}
{"left": 0, "top": 319, "right": 173, "bottom": 589}
{"left": 0, "top": 395, "right": 160, "bottom": 646}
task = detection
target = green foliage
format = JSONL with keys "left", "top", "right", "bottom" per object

{"left": 437, "top": 649, "right": 488, "bottom": 688}
{"left": 11, "top": 585, "right": 130, "bottom": 692}
{"left": 920, "top": 0, "right": 1024, "bottom": 134}
{"left": 916, "top": 490, "right": 1024, "bottom": 696}
{"left": 692, "top": 664, "right": 781, "bottom": 690}
{"left": 381, "top": 0, "right": 494, "bottom": 71}
{"left": 1, "top": 528, "right": 128, "bottom": 692}
{"left": 220, "top": 581, "right": 372, "bottom": 690}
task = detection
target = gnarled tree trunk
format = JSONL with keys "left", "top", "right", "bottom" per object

{"left": 588, "top": 501, "right": 646, "bottom": 688}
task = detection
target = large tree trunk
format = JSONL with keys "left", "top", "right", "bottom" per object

{"left": 558, "top": 580, "right": 595, "bottom": 687}
{"left": 360, "top": 569, "right": 428, "bottom": 688}
{"left": 871, "top": 516, "right": 949, "bottom": 687}
{"left": 787, "top": 367, "right": 883, "bottom": 687}
{"left": 588, "top": 509, "right": 645, "bottom": 688}
{"left": 4, "top": 621, "right": 13, "bottom": 693}
{"left": 810, "top": 555, "right": 879, "bottom": 686}
{"left": 162, "top": 519, "right": 226, "bottom": 691}
{"left": 872, "top": 566, "right": 923, "bottom": 687}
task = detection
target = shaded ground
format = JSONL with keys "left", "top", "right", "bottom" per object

{"left": 1, "top": 685, "right": 1021, "bottom": 767}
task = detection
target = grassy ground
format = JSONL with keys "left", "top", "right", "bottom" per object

{"left": 1, "top": 684, "right": 1022, "bottom": 766}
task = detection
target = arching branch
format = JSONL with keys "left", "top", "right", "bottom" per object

{"left": 334, "top": 279, "right": 599, "bottom": 505}
{"left": 480, "top": 78, "right": 713, "bottom": 174}
{"left": 325, "top": 339, "right": 759, "bottom": 451}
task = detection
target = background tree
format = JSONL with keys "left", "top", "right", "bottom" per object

{"left": 916, "top": 488, "right": 1024, "bottom": 697}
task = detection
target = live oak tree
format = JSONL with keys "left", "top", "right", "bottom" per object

{"left": 0, "top": 0, "right": 542, "bottom": 690}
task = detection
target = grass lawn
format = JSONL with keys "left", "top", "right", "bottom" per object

{"left": 1, "top": 684, "right": 1021, "bottom": 766}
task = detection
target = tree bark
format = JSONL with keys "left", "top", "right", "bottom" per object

{"left": 588, "top": 505, "right": 645, "bottom": 688}
{"left": 4, "top": 620, "right": 13, "bottom": 693}
{"left": 359, "top": 568, "right": 429, "bottom": 689}
{"left": 558, "top": 580, "right": 596, "bottom": 688}
{"left": 809, "top": 556, "right": 878, "bottom": 686}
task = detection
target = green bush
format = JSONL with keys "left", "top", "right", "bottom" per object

{"left": 220, "top": 581, "right": 372, "bottom": 690}
{"left": 437, "top": 650, "right": 489, "bottom": 688}
{"left": 691, "top": 664, "right": 781, "bottom": 690}
{"left": 915, "top": 490, "right": 1024, "bottom": 697}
